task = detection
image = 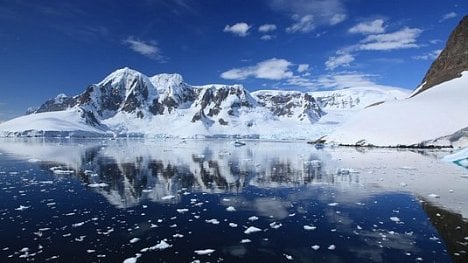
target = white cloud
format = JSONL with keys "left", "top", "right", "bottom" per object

{"left": 258, "top": 24, "right": 277, "bottom": 33}
{"left": 325, "top": 53, "right": 355, "bottom": 70}
{"left": 260, "top": 35, "right": 275, "bottom": 41}
{"left": 330, "top": 14, "right": 347, "bottom": 25}
{"left": 123, "top": 37, "right": 164, "bottom": 61}
{"left": 412, "top": 49, "right": 442, "bottom": 60}
{"left": 359, "top": 27, "right": 422, "bottom": 51}
{"left": 297, "top": 64, "right": 310, "bottom": 73}
{"left": 286, "top": 14, "right": 315, "bottom": 33}
{"left": 348, "top": 19, "right": 385, "bottom": 34}
{"left": 316, "top": 73, "right": 399, "bottom": 90}
{"left": 221, "top": 58, "right": 294, "bottom": 80}
{"left": 223, "top": 22, "right": 251, "bottom": 37}
{"left": 269, "top": 0, "right": 347, "bottom": 28}
{"left": 439, "top": 12, "right": 457, "bottom": 23}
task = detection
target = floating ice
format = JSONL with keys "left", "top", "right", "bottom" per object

{"left": 328, "top": 245, "right": 336, "bottom": 250}
{"left": 311, "top": 245, "right": 320, "bottom": 250}
{"left": 226, "top": 206, "right": 236, "bottom": 212}
{"left": 177, "top": 209, "right": 189, "bottom": 214}
{"left": 428, "top": 193, "right": 440, "bottom": 198}
{"left": 15, "top": 205, "right": 30, "bottom": 211}
{"left": 194, "top": 249, "right": 215, "bottom": 255}
{"left": 129, "top": 238, "right": 140, "bottom": 244}
{"left": 161, "top": 195, "right": 175, "bottom": 200}
{"left": 269, "top": 222, "right": 282, "bottom": 229}
{"left": 390, "top": 217, "right": 400, "bottom": 222}
{"left": 304, "top": 225, "right": 316, "bottom": 231}
{"left": 244, "top": 226, "right": 262, "bottom": 234}
{"left": 173, "top": 234, "right": 184, "bottom": 238}
{"left": 229, "top": 223, "right": 238, "bottom": 228}
{"left": 283, "top": 254, "right": 293, "bottom": 260}
{"left": 240, "top": 239, "right": 251, "bottom": 243}
{"left": 328, "top": 203, "right": 338, "bottom": 207}
{"left": 205, "top": 219, "right": 220, "bottom": 225}
{"left": 88, "top": 183, "right": 108, "bottom": 188}
{"left": 248, "top": 216, "right": 259, "bottom": 221}
{"left": 72, "top": 222, "right": 85, "bottom": 227}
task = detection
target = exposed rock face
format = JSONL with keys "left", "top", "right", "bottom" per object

{"left": 412, "top": 16, "right": 468, "bottom": 97}
{"left": 27, "top": 68, "right": 325, "bottom": 130}
{"left": 254, "top": 91, "right": 323, "bottom": 122}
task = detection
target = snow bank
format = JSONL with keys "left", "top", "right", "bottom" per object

{"left": 326, "top": 72, "right": 468, "bottom": 147}
{"left": 0, "top": 109, "right": 108, "bottom": 137}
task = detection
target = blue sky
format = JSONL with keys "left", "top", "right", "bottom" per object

{"left": 0, "top": 0, "right": 466, "bottom": 121}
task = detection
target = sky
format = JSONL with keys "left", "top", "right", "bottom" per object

{"left": 0, "top": 0, "right": 466, "bottom": 121}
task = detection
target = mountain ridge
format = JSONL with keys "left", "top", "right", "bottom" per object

{"left": 0, "top": 67, "right": 407, "bottom": 139}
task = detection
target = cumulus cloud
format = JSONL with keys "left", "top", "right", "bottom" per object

{"left": 439, "top": 12, "right": 457, "bottom": 23}
{"left": 269, "top": 0, "right": 347, "bottom": 28}
{"left": 412, "top": 49, "right": 442, "bottom": 60}
{"left": 258, "top": 24, "right": 277, "bottom": 33}
{"left": 348, "top": 19, "right": 385, "bottom": 34}
{"left": 359, "top": 27, "right": 422, "bottom": 51}
{"left": 221, "top": 58, "right": 294, "bottom": 80}
{"left": 297, "top": 64, "right": 310, "bottom": 73}
{"left": 286, "top": 14, "right": 315, "bottom": 33}
{"left": 325, "top": 53, "right": 355, "bottom": 70}
{"left": 223, "top": 22, "right": 251, "bottom": 37}
{"left": 123, "top": 36, "right": 164, "bottom": 61}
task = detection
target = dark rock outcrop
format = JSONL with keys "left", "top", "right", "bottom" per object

{"left": 412, "top": 16, "right": 468, "bottom": 97}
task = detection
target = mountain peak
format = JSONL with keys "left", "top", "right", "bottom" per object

{"left": 98, "top": 67, "right": 147, "bottom": 87}
{"left": 412, "top": 15, "right": 468, "bottom": 97}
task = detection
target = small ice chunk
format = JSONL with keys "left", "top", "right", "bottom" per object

{"left": 226, "top": 206, "right": 236, "bottom": 212}
{"left": 88, "top": 183, "right": 108, "bottom": 188}
{"left": 194, "top": 249, "right": 215, "bottom": 255}
{"left": 428, "top": 194, "right": 440, "bottom": 198}
{"left": 28, "top": 159, "right": 41, "bottom": 163}
{"left": 328, "top": 245, "right": 336, "bottom": 250}
{"left": 240, "top": 239, "right": 251, "bottom": 243}
{"left": 311, "top": 245, "right": 320, "bottom": 250}
{"left": 248, "top": 216, "right": 259, "bottom": 221}
{"left": 153, "top": 240, "right": 171, "bottom": 250}
{"left": 328, "top": 203, "right": 338, "bottom": 207}
{"left": 205, "top": 219, "right": 220, "bottom": 225}
{"left": 304, "top": 225, "right": 316, "bottom": 231}
{"left": 173, "top": 234, "right": 184, "bottom": 238}
{"left": 390, "top": 217, "right": 400, "bottom": 222}
{"left": 244, "top": 226, "right": 262, "bottom": 234}
{"left": 400, "top": 182, "right": 407, "bottom": 187}
{"left": 15, "top": 205, "right": 30, "bottom": 211}
{"left": 130, "top": 238, "right": 140, "bottom": 244}
{"left": 177, "top": 209, "right": 189, "bottom": 214}
{"left": 123, "top": 257, "right": 138, "bottom": 263}
{"left": 269, "top": 222, "right": 282, "bottom": 229}
{"left": 283, "top": 254, "right": 293, "bottom": 260}
{"left": 87, "top": 250, "right": 95, "bottom": 253}
{"left": 229, "top": 223, "right": 238, "bottom": 228}
{"left": 161, "top": 195, "right": 175, "bottom": 200}
{"left": 72, "top": 222, "right": 85, "bottom": 227}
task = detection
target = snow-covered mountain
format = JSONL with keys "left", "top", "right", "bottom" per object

{"left": 326, "top": 16, "right": 468, "bottom": 148}
{"left": 326, "top": 72, "right": 468, "bottom": 147}
{"left": 0, "top": 67, "right": 406, "bottom": 139}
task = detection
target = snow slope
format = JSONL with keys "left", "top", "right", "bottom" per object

{"left": 326, "top": 72, "right": 468, "bottom": 147}
{"left": 0, "top": 108, "right": 109, "bottom": 137}
{"left": 0, "top": 68, "right": 409, "bottom": 139}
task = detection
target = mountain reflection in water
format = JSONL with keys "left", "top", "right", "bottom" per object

{"left": 0, "top": 138, "right": 467, "bottom": 263}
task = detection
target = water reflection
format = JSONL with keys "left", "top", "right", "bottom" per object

{"left": 0, "top": 139, "right": 467, "bottom": 262}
